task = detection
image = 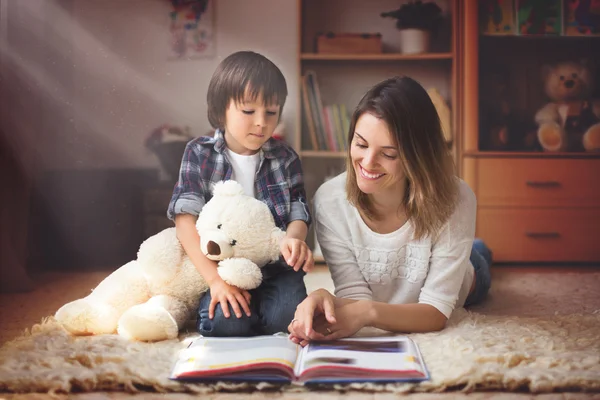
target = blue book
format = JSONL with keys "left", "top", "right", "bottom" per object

{"left": 169, "top": 335, "right": 430, "bottom": 384}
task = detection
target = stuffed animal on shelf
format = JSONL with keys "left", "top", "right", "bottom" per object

{"left": 55, "top": 180, "right": 286, "bottom": 342}
{"left": 535, "top": 59, "right": 600, "bottom": 152}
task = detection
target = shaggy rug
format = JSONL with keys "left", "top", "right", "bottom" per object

{"left": 1, "top": 271, "right": 599, "bottom": 395}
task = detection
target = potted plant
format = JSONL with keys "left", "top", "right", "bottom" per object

{"left": 381, "top": 0, "right": 443, "bottom": 54}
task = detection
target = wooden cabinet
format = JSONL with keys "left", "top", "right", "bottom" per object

{"left": 463, "top": 157, "right": 600, "bottom": 262}
{"left": 461, "top": 1, "right": 600, "bottom": 263}
{"left": 296, "top": 0, "right": 460, "bottom": 255}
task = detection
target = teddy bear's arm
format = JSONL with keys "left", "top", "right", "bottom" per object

{"left": 217, "top": 258, "right": 263, "bottom": 290}
{"left": 535, "top": 103, "right": 561, "bottom": 124}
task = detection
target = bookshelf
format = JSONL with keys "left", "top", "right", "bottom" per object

{"left": 295, "top": 0, "right": 461, "bottom": 258}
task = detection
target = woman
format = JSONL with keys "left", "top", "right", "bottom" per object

{"left": 288, "top": 76, "right": 492, "bottom": 345}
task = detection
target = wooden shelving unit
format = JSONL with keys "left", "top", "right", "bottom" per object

{"left": 295, "top": 0, "right": 461, "bottom": 253}
{"left": 461, "top": 0, "right": 600, "bottom": 263}
{"left": 300, "top": 52, "right": 454, "bottom": 61}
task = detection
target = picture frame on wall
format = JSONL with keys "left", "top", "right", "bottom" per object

{"left": 169, "top": 0, "right": 215, "bottom": 60}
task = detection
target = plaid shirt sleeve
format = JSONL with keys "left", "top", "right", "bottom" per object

{"left": 167, "top": 139, "right": 210, "bottom": 220}
{"left": 286, "top": 148, "right": 312, "bottom": 227}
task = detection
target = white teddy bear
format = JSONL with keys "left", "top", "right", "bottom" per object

{"left": 55, "top": 180, "right": 286, "bottom": 342}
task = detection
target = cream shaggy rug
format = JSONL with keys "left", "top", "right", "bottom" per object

{"left": 1, "top": 271, "right": 599, "bottom": 395}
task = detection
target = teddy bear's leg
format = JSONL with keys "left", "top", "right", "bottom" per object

{"left": 117, "top": 295, "right": 190, "bottom": 341}
{"left": 537, "top": 122, "right": 567, "bottom": 152}
{"left": 55, "top": 261, "right": 150, "bottom": 335}
{"left": 55, "top": 299, "right": 122, "bottom": 335}
{"left": 583, "top": 123, "right": 600, "bottom": 151}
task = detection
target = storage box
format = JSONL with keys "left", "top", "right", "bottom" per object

{"left": 517, "top": 0, "right": 562, "bottom": 35}
{"left": 316, "top": 33, "right": 382, "bottom": 54}
{"left": 480, "top": 0, "right": 516, "bottom": 35}
{"left": 563, "top": 0, "right": 600, "bottom": 36}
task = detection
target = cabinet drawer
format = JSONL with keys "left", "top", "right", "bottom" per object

{"left": 477, "top": 208, "right": 600, "bottom": 262}
{"left": 476, "top": 158, "right": 600, "bottom": 207}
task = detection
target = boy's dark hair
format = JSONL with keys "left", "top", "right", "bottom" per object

{"left": 207, "top": 51, "right": 288, "bottom": 130}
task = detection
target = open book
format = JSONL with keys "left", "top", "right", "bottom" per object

{"left": 170, "top": 335, "right": 429, "bottom": 384}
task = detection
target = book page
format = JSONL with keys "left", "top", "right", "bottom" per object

{"left": 296, "top": 337, "right": 427, "bottom": 383}
{"left": 170, "top": 335, "right": 299, "bottom": 381}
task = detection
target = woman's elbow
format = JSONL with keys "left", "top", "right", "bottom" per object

{"left": 426, "top": 306, "right": 448, "bottom": 332}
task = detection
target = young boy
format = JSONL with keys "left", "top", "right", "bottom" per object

{"left": 167, "top": 51, "right": 313, "bottom": 337}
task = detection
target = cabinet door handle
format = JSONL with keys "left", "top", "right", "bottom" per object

{"left": 525, "top": 180, "right": 561, "bottom": 188}
{"left": 525, "top": 232, "right": 561, "bottom": 239}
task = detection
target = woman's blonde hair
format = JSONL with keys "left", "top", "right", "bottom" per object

{"left": 346, "top": 76, "right": 458, "bottom": 240}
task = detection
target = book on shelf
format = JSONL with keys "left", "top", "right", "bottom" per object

{"left": 169, "top": 335, "right": 430, "bottom": 384}
{"left": 301, "top": 70, "right": 351, "bottom": 151}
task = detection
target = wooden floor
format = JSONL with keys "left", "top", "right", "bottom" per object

{"left": 1, "top": 264, "right": 599, "bottom": 400}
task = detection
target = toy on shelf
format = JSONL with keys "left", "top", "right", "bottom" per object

{"left": 535, "top": 59, "right": 600, "bottom": 152}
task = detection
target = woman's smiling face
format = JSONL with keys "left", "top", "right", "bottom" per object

{"left": 350, "top": 112, "right": 404, "bottom": 195}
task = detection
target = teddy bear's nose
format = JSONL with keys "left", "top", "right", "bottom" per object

{"left": 207, "top": 241, "right": 221, "bottom": 256}
{"left": 564, "top": 80, "right": 575, "bottom": 89}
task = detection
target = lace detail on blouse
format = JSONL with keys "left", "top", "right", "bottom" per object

{"left": 355, "top": 243, "right": 431, "bottom": 284}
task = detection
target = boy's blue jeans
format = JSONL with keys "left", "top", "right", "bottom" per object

{"left": 464, "top": 239, "right": 493, "bottom": 307}
{"left": 197, "top": 261, "right": 307, "bottom": 337}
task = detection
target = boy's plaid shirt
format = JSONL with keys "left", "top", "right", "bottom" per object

{"left": 167, "top": 130, "right": 311, "bottom": 230}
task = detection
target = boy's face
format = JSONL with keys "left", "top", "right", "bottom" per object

{"left": 223, "top": 93, "right": 281, "bottom": 155}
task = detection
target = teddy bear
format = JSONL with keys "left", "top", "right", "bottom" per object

{"left": 55, "top": 180, "right": 286, "bottom": 342}
{"left": 535, "top": 59, "right": 600, "bottom": 152}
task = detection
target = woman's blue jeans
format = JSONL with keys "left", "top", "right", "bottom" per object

{"left": 464, "top": 239, "right": 493, "bottom": 306}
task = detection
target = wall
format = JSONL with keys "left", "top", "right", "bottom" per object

{"left": 8, "top": 0, "right": 299, "bottom": 170}
{"left": 0, "top": 0, "right": 299, "bottom": 274}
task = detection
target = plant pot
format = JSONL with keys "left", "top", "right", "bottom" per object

{"left": 398, "top": 29, "right": 430, "bottom": 54}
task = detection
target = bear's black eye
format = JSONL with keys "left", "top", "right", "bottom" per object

{"left": 230, "top": 239, "right": 237, "bottom": 246}
{"left": 559, "top": 75, "right": 565, "bottom": 80}
{"left": 217, "top": 224, "right": 222, "bottom": 229}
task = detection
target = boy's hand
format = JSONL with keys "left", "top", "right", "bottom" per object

{"left": 208, "top": 279, "right": 252, "bottom": 319}
{"left": 280, "top": 237, "right": 314, "bottom": 272}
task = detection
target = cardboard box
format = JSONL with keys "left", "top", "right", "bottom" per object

{"left": 316, "top": 33, "right": 383, "bottom": 54}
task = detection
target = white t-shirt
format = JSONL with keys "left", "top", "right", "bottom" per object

{"left": 224, "top": 148, "right": 260, "bottom": 198}
{"left": 313, "top": 172, "right": 476, "bottom": 318}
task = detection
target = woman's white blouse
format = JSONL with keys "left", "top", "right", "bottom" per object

{"left": 313, "top": 172, "right": 476, "bottom": 318}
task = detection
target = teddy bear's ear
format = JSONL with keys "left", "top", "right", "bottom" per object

{"left": 212, "top": 180, "right": 245, "bottom": 197}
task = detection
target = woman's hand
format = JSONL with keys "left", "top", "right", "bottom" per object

{"left": 313, "top": 301, "right": 370, "bottom": 340}
{"left": 288, "top": 289, "right": 336, "bottom": 346}
{"left": 208, "top": 278, "right": 252, "bottom": 319}
{"left": 280, "top": 237, "right": 314, "bottom": 272}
